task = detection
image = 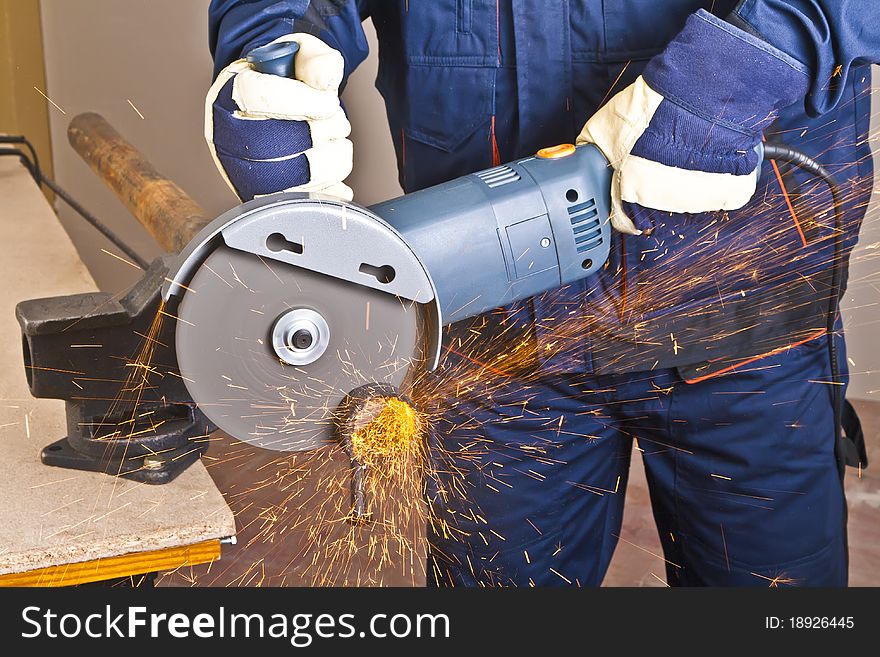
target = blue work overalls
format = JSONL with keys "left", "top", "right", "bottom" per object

{"left": 209, "top": 0, "right": 875, "bottom": 585}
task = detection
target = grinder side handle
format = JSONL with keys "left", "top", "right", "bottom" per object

{"left": 247, "top": 41, "right": 299, "bottom": 77}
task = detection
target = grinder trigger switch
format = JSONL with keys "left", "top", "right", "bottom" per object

{"left": 536, "top": 143, "right": 576, "bottom": 159}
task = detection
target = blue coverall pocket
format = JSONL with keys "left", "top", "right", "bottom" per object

{"left": 402, "top": 65, "right": 494, "bottom": 153}
{"left": 400, "top": 0, "right": 486, "bottom": 59}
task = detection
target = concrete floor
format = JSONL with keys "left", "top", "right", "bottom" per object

{"left": 604, "top": 398, "right": 880, "bottom": 586}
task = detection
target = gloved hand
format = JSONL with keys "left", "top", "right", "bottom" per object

{"left": 577, "top": 9, "right": 809, "bottom": 235}
{"left": 205, "top": 33, "right": 353, "bottom": 201}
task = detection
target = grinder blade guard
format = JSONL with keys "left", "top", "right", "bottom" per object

{"left": 163, "top": 194, "right": 442, "bottom": 453}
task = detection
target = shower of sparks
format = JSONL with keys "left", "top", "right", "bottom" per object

{"left": 100, "top": 248, "right": 141, "bottom": 270}
{"left": 349, "top": 397, "right": 422, "bottom": 467}
{"left": 127, "top": 99, "right": 146, "bottom": 120}
{"left": 33, "top": 86, "right": 66, "bottom": 114}
{"left": 54, "top": 80, "right": 880, "bottom": 588}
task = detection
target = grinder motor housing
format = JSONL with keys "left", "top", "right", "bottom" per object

{"left": 372, "top": 143, "right": 612, "bottom": 325}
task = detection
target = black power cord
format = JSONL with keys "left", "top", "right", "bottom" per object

{"left": 0, "top": 135, "right": 149, "bottom": 269}
{"left": 763, "top": 142, "right": 847, "bottom": 473}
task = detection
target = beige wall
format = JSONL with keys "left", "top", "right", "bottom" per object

{"left": 38, "top": 1, "right": 879, "bottom": 399}
{"left": 839, "top": 89, "right": 880, "bottom": 400}
{"left": 1, "top": 0, "right": 53, "bottom": 183}
{"left": 41, "top": 0, "right": 226, "bottom": 282}
{"left": 40, "top": 0, "right": 401, "bottom": 293}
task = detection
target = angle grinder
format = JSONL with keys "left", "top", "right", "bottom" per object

{"left": 23, "top": 42, "right": 848, "bottom": 507}
{"left": 163, "top": 41, "right": 615, "bottom": 456}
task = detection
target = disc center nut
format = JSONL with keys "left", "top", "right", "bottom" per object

{"left": 272, "top": 308, "right": 331, "bottom": 366}
{"left": 291, "top": 328, "right": 314, "bottom": 350}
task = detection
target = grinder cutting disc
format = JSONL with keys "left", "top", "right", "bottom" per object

{"left": 175, "top": 243, "right": 421, "bottom": 451}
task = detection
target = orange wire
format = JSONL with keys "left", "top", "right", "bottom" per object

{"left": 444, "top": 344, "right": 512, "bottom": 378}
{"left": 490, "top": 116, "right": 501, "bottom": 166}
{"left": 684, "top": 326, "right": 826, "bottom": 384}
{"left": 770, "top": 157, "right": 808, "bottom": 248}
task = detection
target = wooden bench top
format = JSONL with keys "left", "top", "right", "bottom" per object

{"left": 0, "top": 156, "right": 235, "bottom": 581}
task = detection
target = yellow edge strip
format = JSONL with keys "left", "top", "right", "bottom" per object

{"left": 0, "top": 539, "right": 222, "bottom": 587}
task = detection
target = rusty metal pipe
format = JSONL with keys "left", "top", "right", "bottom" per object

{"left": 67, "top": 112, "right": 210, "bottom": 253}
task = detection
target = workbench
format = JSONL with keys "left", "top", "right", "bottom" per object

{"left": 0, "top": 156, "right": 236, "bottom": 586}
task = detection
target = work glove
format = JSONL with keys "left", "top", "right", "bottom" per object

{"left": 577, "top": 9, "right": 809, "bottom": 235}
{"left": 205, "top": 33, "right": 353, "bottom": 201}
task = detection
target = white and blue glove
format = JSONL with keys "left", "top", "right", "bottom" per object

{"left": 205, "top": 33, "right": 354, "bottom": 201}
{"left": 578, "top": 9, "right": 810, "bottom": 235}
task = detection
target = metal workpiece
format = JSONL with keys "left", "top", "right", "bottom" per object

{"left": 336, "top": 383, "right": 409, "bottom": 524}
{"left": 371, "top": 144, "right": 612, "bottom": 324}
{"left": 15, "top": 258, "right": 212, "bottom": 483}
{"left": 67, "top": 113, "right": 210, "bottom": 252}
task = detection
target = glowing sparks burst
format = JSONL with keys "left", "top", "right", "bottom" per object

{"left": 349, "top": 397, "right": 423, "bottom": 468}
{"left": 71, "top": 84, "right": 880, "bottom": 587}
{"left": 165, "top": 384, "right": 438, "bottom": 586}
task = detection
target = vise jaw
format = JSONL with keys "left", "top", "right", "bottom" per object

{"left": 15, "top": 258, "right": 212, "bottom": 484}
